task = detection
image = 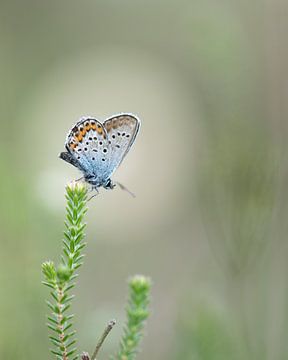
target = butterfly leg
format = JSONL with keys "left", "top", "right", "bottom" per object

{"left": 87, "top": 186, "right": 99, "bottom": 201}
{"left": 75, "top": 176, "right": 84, "bottom": 182}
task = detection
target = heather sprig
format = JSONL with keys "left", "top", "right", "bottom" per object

{"left": 42, "top": 182, "right": 88, "bottom": 360}
{"left": 114, "top": 275, "right": 151, "bottom": 360}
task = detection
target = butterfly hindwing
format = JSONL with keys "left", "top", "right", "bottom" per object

{"left": 103, "top": 114, "right": 140, "bottom": 176}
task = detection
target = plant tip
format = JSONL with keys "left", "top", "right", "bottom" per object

{"left": 66, "top": 180, "right": 86, "bottom": 192}
{"left": 129, "top": 275, "right": 151, "bottom": 291}
{"left": 81, "top": 351, "right": 90, "bottom": 360}
{"left": 57, "top": 264, "right": 73, "bottom": 282}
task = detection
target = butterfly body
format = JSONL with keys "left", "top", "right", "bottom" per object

{"left": 60, "top": 114, "right": 140, "bottom": 190}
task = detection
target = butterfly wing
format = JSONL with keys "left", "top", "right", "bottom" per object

{"left": 60, "top": 114, "right": 140, "bottom": 186}
{"left": 60, "top": 117, "right": 110, "bottom": 184}
{"left": 103, "top": 114, "right": 140, "bottom": 177}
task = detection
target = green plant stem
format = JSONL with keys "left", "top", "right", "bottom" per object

{"left": 57, "top": 285, "right": 68, "bottom": 360}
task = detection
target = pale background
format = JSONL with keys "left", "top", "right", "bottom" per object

{"left": 0, "top": 0, "right": 288, "bottom": 359}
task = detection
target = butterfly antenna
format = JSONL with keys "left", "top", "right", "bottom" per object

{"left": 116, "top": 182, "right": 136, "bottom": 198}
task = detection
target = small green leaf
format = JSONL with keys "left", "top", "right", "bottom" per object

{"left": 74, "top": 262, "right": 83, "bottom": 270}
{"left": 66, "top": 339, "right": 77, "bottom": 348}
{"left": 47, "top": 323, "right": 61, "bottom": 334}
{"left": 63, "top": 323, "right": 73, "bottom": 332}
{"left": 60, "top": 314, "right": 74, "bottom": 324}
{"left": 50, "top": 290, "right": 58, "bottom": 302}
{"left": 63, "top": 330, "right": 77, "bottom": 342}
{"left": 46, "top": 301, "right": 55, "bottom": 312}
{"left": 65, "top": 283, "right": 76, "bottom": 292}
{"left": 49, "top": 336, "right": 61, "bottom": 345}
{"left": 42, "top": 281, "right": 56, "bottom": 290}
{"left": 62, "top": 303, "right": 71, "bottom": 313}
{"left": 47, "top": 316, "right": 58, "bottom": 325}
{"left": 67, "top": 212, "right": 73, "bottom": 224}
{"left": 67, "top": 348, "right": 78, "bottom": 357}
{"left": 50, "top": 349, "right": 63, "bottom": 356}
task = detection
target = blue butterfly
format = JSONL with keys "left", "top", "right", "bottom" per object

{"left": 60, "top": 113, "right": 140, "bottom": 193}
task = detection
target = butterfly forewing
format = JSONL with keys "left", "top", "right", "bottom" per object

{"left": 103, "top": 114, "right": 140, "bottom": 176}
{"left": 65, "top": 117, "right": 109, "bottom": 178}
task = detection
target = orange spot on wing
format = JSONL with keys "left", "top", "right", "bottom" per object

{"left": 74, "top": 134, "right": 83, "bottom": 142}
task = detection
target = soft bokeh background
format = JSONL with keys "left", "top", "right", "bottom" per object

{"left": 1, "top": 0, "right": 288, "bottom": 359}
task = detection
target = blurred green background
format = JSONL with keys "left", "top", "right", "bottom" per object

{"left": 0, "top": 0, "right": 287, "bottom": 359}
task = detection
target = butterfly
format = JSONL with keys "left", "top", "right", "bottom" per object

{"left": 59, "top": 113, "right": 140, "bottom": 193}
